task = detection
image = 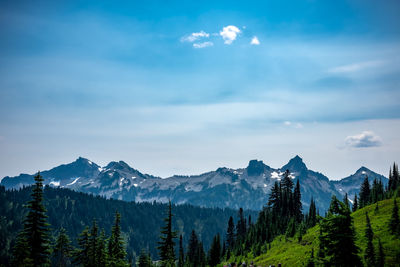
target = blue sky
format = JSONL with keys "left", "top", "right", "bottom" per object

{"left": 0, "top": 0, "right": 399, "bottom": 179}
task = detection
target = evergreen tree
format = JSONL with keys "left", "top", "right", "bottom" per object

{"left": 376, "top": 238, "right": 384, "bottom": 267}
{"left": 353, "top": 193, "right": 358, "bottom": 212}
{"left": 359, "top": 176, "right": 371, "bottom": 208}
{"left": 389, "top": 198, "right": 400, "bottom": 235}
{"left": 208, "top": 234, "right": 221, "bottom": 267}
{"left": 268, "top": 181, "right": 281, "bottom": 213}
{"left": 389, "top": 163, "right": 399, "bottom": 192}
{"left": 97, "top": 229, "right": 108, "bottom": 267}
{"left": 226, "top": 216, "right": 235, "bottom": 251}
{"left": 73, "top": 226, "right": 90, "bottom": 266}
{"left": 281, "top": 170, "right": 294, "bottom": 192}
{"left": 187, "top": 230, "right": 199, "bottom": 267}
{"left": 157, "top": 201, "right": 177, "bottom": 267}
{"left": 364, "top": 212, "right": 375, "bottom": 266}
{"left": 88, "top": 219, "right": 98, "bottom": 266}
{"left": 285, "top": 218, "right": 296, "bottom": 238}
{"left": 11, "top": 231, "right": 30, "bottom": 267}
{"left": 197, "top": 242, "right": 206, "bottom": 267}
{"left": 307, "top": 197, "right": 317, "bottom": 228}
{"left": 343, "top": 193, "right": 349, "bottom": 209}
{"left": 178, "top": 234, "right": 184, "bottom": 267}
{"left": 236, "top": 208, "right": 247, "bottom": 240}
{"left": 306, "top": 248, "right": 315, "bottom": 267}
{"left": 138, "top": 249, "right": 152, "bottom": 267}
{"left": 108, "top": 211, "right": 128, "bottom": 267}
{"left": 293, "top": 179, "right": 302, "bottom": 223}
{"left": 12, "top": 172, "right": 51, "bottom": 266}
{"left": 318, "top": 196, "right": 361, "bottom": 266}
{"left": 53, "top": 227, "right": 73, "bottom": 267}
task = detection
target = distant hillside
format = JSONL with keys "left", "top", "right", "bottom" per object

{"left": 225, "top": 198, "right": 400, "bottom": 266}
{"left": 0, "top": 156, "right": 388, "bottom": 213}
{"left": 0, "top": 185, "right": 257, "bottom": 266}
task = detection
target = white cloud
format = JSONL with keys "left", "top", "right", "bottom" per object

{"left": 345, "top": 131, "right": 382, "bottom": 148}
{"left": 193, "top": 42, "right": 213, "bottom": 49}
{"left": 219, "top": 25, "right": 241, "bottom": 45}
{"left": 180, "top": 31, "right": 210, "bottom": 43}
{"left": 329, "top": 60, "right": 384, "bottom": 73}
{"left": 250, "top": 36, "right": 260, "bottom": 45}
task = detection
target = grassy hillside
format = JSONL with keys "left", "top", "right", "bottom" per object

{"left": 223, "top": 198, "right": 400, "bottom": 266}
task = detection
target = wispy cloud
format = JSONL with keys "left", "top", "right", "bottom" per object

{"left": 283, "top": 121, "right": 303, "bottom": 128}
{"left": 345, "top": 131, "right": 382, "bottom": 148}
{"left": 220, "top": 25, "right": 241, "bottom": 45}
{"left": 193, "top": 42, "right": 213, "bottom": 49}
{"left": 329, "top": 60, "right": 384, "bottom": 73}
{"left": 180, "top": 31, "right": 210, "bottom": 43}
{"left": 250, "top": 36, "right": 260, "bottom": 45}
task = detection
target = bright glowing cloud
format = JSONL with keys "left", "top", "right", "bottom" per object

{"left": 250, "top": 36, "right": 260, "bottom": 45}
{"left": 345, "top": 131, "right": 382, "bottom": 148}
{"left": 219, "top": 25, "right": 241, "bottom": 44}
{"left": 180, "top": 31, "right": 210, "bottom": 43}
{"left": 193, "top": 41, "right": 214, "bottom": 48}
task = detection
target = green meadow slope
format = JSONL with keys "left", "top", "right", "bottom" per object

{"left": 223, "top": 198, "right": 400, "bottom": 266}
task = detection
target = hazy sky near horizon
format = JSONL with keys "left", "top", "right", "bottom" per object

{"left": 0, "top": 0, "right": 399, "bottom": 180}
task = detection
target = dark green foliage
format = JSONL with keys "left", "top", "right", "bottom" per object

{"left": 285, "top": 218, "right": 296, "bottom": 238}
{"left": 353, "top": 193, "right": 358, "bottom": 212}
{"left": 343, "top": 193, "right": 349, "bottom": 208}
{"left": 208, "top": 233, "right": 221, "bottom": 267}
{"left": 53, "top": 227, "right": 73, "bottom": 267}
{"left": 306, "top": 248, "right": 315, "bottom": 267}
{"left": 157, "top": 201, "right": 177, "bottom": 267}
{"left": 359, "top": 176, "right": 371, "bottom": 208}
{"left": 226, "top": 216, "right": 235, "bottom": 251}
{"left": 318, "top": 195, "right": 361, "bottom": 267}
{"left": 389, "top": 198, "right": 400, "bottom": 235}
{"left": 10, "top": 231, "right": 30, "bottom": 267}
{"left": 11, "top": 172, "right": 51, "bottom": 266}
{"left": 236, "top": 208, "right": 247, "bottom": 240}
{"left": 364, "top": 212, "right": 375, "bottom": 266}
{"left": 108, "top": 211, "right": 129, "bottom": 267}
{"left": 377, "top": 238, "right": 384, "bottom": 267}
{"left": 178, "top": 234, "right": 184, "bottom": 267}
{"left": 97, "top": 229, "right": 108, "bottom": 267}
{"left": 73, "top": 226, "right": 90, "bottom": 266}
{"left": 187, "top": 230, "right": 199, "bottom": 267}
{"left": 293, "top": 179, "right": 302, "bottom": 223}
{"left": 306, "top": 197, "right": 317, "bottom": 228}
{"left": 370, "top": 179, "right": 385, "bottom": 204}
{"left": 388, "top": 163, "right": 399, "bottom": 192}
{"left": 138, "top": 249, "right": 153, "bottom": 267}
{"left": 88, "top": 219, "right": 99, "bottom": 266}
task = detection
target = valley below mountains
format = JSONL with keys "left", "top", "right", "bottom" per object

{"left": 1, "top": 155, "right": 388, "bottom": 212}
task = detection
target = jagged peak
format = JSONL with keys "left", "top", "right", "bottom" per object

{"left": 281, "top": 155, "right": 307, "bottom": 172}
{"left": 105, "top": 160, "right": 131, "bottom": 170}
{"left": 247, "top": 159, "right": 267, "bottom": 176}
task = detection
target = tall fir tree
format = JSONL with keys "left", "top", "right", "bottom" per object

{"left": 236, "top": 208, "right": 247, "bottom": 240}
{"left": 97, "top": 229, "right": 108, "bottom": 267}
{"left": 343, "top": 193, "right": 349, "bottom": 209}
{"left": 12, "top": 172, "right": 51, "bottom": 266}
{"left": 178, "top": 234, "right": 184, "bottom": 267}
{"left": 293, "top": 179, "right": 302, "bottom": 223}
{"left": 226, "top": 216, "right": 235, "bottom": 252}
{"left": 359, "top": 176, "right": 371, "bottom": 208}
{"left": 53, "top": 227, "right": 73, "bottom": 267}
{"left": 108, "top": 211, "right": 128, "bottom": 267}
{"left": 364, "top": 212, "right": 375, "bottom": 266}
{"left": 318, "top": 196, "right": 361, "bottom": 266}
{"left": 388, "top": 163, "right": 399, "bottom": 192}
{"left": 208, "top": 233, "right": 221, "bottom": 267}
{"left": 73, "top": 226, "right": 90, "bottom": 266}
{"left": 88, "top": 219, "right": 98, "bottom": 266}
{"left": 353, "top": 193, "right": 358, "bottom": 212}
{"left": 389, "top": 198, "right": 400, "bottom": 235}
{"left": 187, "top": 230, "right": 199, "bottom": 267}
{"left": 307, "top": 197, "right": 317, "bottom": 228}
{"left": 138, "top": 249, "right": 153, "bottom": 267}
{"left": 157, "top": 201, "right": 177, "bottom": 267}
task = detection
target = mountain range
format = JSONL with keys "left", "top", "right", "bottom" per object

{"left": 0, "top": 155, "right": 388, "bottom": 212}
